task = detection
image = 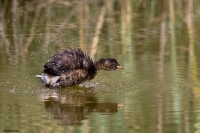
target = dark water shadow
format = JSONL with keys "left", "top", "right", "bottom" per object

{"left": 40, "top": 85, "right": 123, "bottom": 126}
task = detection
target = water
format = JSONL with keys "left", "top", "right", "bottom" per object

{"left": 1, "top": 0, "right": 200, "bottom": 133}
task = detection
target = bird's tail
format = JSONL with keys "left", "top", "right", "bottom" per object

{"left": 36, "top": 74, "right": 47, "bottom": 83}
{"left": 36, "top": 75, "right": 43, "bottom": 78}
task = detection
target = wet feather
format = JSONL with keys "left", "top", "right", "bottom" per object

{"left": 37, "top": 48, "right": 123, "bottom": 87}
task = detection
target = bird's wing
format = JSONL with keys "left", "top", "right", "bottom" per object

{"left": 43, "top": 48, "right": 93, "bottom": 76}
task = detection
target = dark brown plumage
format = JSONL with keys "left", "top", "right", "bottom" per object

{"left": 37, "top": 48, "right": 124, "bottom": 87}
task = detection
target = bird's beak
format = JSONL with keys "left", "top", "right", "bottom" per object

{"left": 117, "top": 65, "right": 125, "bottom": 69}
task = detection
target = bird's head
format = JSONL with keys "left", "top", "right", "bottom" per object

{"left": 95, "top": 58, "right": 124, "bottom": 71}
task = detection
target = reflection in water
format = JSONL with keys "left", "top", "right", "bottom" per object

{"left": 41, "top": 87, "right": 123, "bottom": 126}
{"left": 1, "top": 0, "right": 200, "bottom": 133}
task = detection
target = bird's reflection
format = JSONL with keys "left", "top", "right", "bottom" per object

{"left": 40, "top": 86, "right": 124, "bottom": 125}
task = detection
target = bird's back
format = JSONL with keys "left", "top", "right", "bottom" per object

{"left": 44, "top": 48, "right": 94, "bottom": 76}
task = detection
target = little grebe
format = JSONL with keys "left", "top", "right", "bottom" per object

{"left": 37, "top": 48, "right": 124, "bottom": 87}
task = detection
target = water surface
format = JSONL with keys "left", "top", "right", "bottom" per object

{"left": 1, "top": 1, "right": 200, "bottom": 133}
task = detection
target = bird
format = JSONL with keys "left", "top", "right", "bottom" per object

{"left": 36, "top": 48, "right": 124, "bottom": 87}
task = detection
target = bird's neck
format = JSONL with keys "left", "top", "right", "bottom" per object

{"left": 94, "top": 59, "right": 104, "bottom": 71}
